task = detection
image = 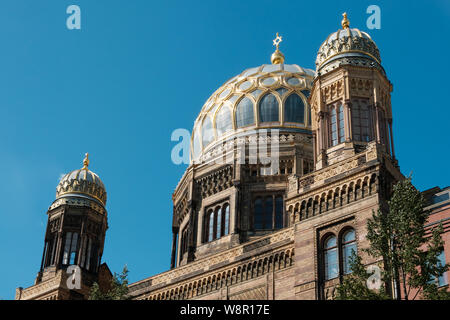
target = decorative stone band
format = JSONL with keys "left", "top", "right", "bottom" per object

{"left": 49, "top": 196, "right": 106, "bottom": 215}
{"left": 197, "top": 132, "right": 312, "bottom": 165}
{"left": 128, "top": 227, "right": 294, "bottom": 299}
{"left": 56, "top": 178, "right": 107, "bottom": 206}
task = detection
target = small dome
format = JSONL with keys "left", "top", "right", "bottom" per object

{"left": 316, "top": 13, "right": 381, "bottom": 72}
{"left": 55, "top": 153, "right": 107, "bottom": 206}
{"left": 191, "top": 63, "right": 315, "bottom": 163}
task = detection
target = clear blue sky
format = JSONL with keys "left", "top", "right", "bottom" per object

{"left": 0, "top": 0, "right": 449, "bottom": 299}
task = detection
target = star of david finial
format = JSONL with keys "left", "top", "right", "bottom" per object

{"left": 271, "top": 32, "right": 285, "bottom": 64}
{"left": 273, "top": 32, "right": 283, "bottom": 50}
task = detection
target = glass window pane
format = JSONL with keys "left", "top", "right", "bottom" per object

{"left": 265, "top": 197, "right": 273, "bottom": 229}
{"left": 216, "top": 208, "right": 222, "bottom": 239}
{"left": 287, "top": 77, "right": 301, "bottom": 86}
{"left": 325, "top": 247, "right": 339, "bottom": 280}
{"left": 259, "top": 93, "right": 279, "bottom": 122}
{"left": 275, "top": 87, "right": 288, "bottom": 97}
{"left": 325, "top": 236, "right": 336, "bottom": 249}
{"left": 215, "top": 106, "right": 233, "bottom": 136}
{"left": 254, "top": 198, "right": 263, "bottom": 230}
{"left": 275, "top": 196, "right": 283, "bottom": 229}
{"left": 343, "top": 229, "right": 356, "bottom": 242}
{"left": 438, "top": 251, "right": 448, "bottom": 286}
{"left": 343, "top": 243, "right": 357, "bottom": 274}
{"left": 201, "top": 117, "right": 214, "bottom": 147}
{"left": 224, "top": 205, "right": 230, "bottom": 236}
{"left": 284, "top": 93, "right": 305, "bottom": 123}
{"left": 208, "top": 211, "right": 214, "bottom": 242}
{"left": 236, "top": 97, "right": 255, "bottom": 128}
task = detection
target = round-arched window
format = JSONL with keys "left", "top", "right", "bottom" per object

{"left": 324, "top": 235, "right": 338, "bottom": 280}
{"left": 201, "top": 116, "right": 214, "bottom": 147}
{"left": 342, "top": 229, "right": 357, "bottom": 274}
{"left": 259, "top": 93, "right": 279, "bottom": 123}
{"left": 284, "top": 93, "right": 305, "bottom": 123}
{"left": 235, "top": 97, "right": 255, "bottom": 128}
{"left": 215, "top": 106, "right": 233, "bottom": 136}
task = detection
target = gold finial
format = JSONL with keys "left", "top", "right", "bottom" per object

{"left": 271, "top": 32, "right": 285, "bottom": 64}
{"left": 341, "top": 12, "right": 350, "bottom": 29}
{"left": 82, "top": 152, "right": 89, "bottom": 170}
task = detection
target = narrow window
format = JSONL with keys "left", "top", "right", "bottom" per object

{"left": 69, "top": 233, "right": 78, "bottom": 265}
{"left": 338, "top": 104, "right": 345, "bottom": 143}
{"left": 223, "top": 204, "right": 230, "bottom": 236}
{"left": 264, "top": 196, "right": 273, "bottom": 229}
{"left": 207, "top": 210, "right": 214, "bottom": 242}
{"left": 342, "top": 229, "right": 357, "bottom": 274}
{"left": 324, "top": 235, "right": 339, "bottom": 280}
{"left": 437, "top": 251, "right": 448, "bottom": 287}
{"left": 330, "top": 107, "right": 338, "bottom": 146}
{"left": 254, "top": 198, "right": 263, "bottom": 230}
{"left": 216, "top": 207, "right": 222, "bottom": 239}
{"left": 275, "top": 196, "right": 284, "bottom": 229}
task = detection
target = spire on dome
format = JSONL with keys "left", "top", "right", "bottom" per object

{"left": 341, "top": 12, "right": 350, "bottom": 29}
{"left": 82, "top": 152, "right": 89, "bottom": 170}
{"left": 271, "top": 32, "right": 285, "bottom": 64}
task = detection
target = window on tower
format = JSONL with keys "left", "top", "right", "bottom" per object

{"left": 62, "top": 232, "right": 79, "bottom": 266}
{"left": 204, "top": 202, "right": 230, "bottom": 243}
{"left": 352, "top": 99, "right": 372, "bottom": 142}
{"left": 329, "top": 103, "right": 345, "bottom": 147}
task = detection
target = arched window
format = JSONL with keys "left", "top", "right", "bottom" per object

{"left": 324, "top": 235, "right": 338, "bottom": 280}
{"left": 235, "top": 97, "right": 255, "bottom": 128}
{"left": 179, "top": 226, "right": 189, "bottom": 258}
{"left": 223, "top": 204, "right": 230, "bottom": 236}
{"left": 330, "top": 104, "right": 345, "bottom": 146}
{"left": 284, "top": 93, "right": 305, "bottom": 123}
{"left": 216, "top": 207, "right": 222, "bottom": 239}
{"left": 205, "top": 203, "right": 231, "bottom": 243}
{"left": 207, "top": 210, "right": 214, "bottom": 242}
{"left": 342, "top": 229, "right": 357, "bottom": 274}
{"left": 215, "top": 106, "right": 233, "bottom": 135}
{"left": 201, "top": 116, "right": 214, "bottom": 147}
{"left": 259, "top": 93, "right": 279, "bottom": 122}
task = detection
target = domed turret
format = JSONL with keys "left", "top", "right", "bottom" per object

{"left": 315, "top": 12, "right": 382, "bottom": 73}
{"left": 56, "top": 153, "right": 107, "bottom": 206}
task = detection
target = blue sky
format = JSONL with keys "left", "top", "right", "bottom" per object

{"left": 0, "top": 0, "right": 449, "bottom": 299}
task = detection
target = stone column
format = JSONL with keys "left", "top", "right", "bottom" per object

{"left": 170, "top": 227, "right": 179, "bottom": 269}
{"left": 389, "top": 119, "right": 396, "bottom": 160}
{"left": 343, "top": 100, "right": 352, "bottom": 142}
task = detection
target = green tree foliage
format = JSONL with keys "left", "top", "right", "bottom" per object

{"left": 336, "top": 177, "right": 450, "bottom": 300}
{"left": 89, "top": 265, "right": 130, "bottom": 300}
{"left": 335, "top": 251, "right": 389, "bottom": 300}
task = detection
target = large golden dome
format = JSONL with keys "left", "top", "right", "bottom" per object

{"left": 191, "top": 63, "right": 315, "bottom": 163}
{"left": 55, "top": 153, "right": 107, "bottom": 206}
